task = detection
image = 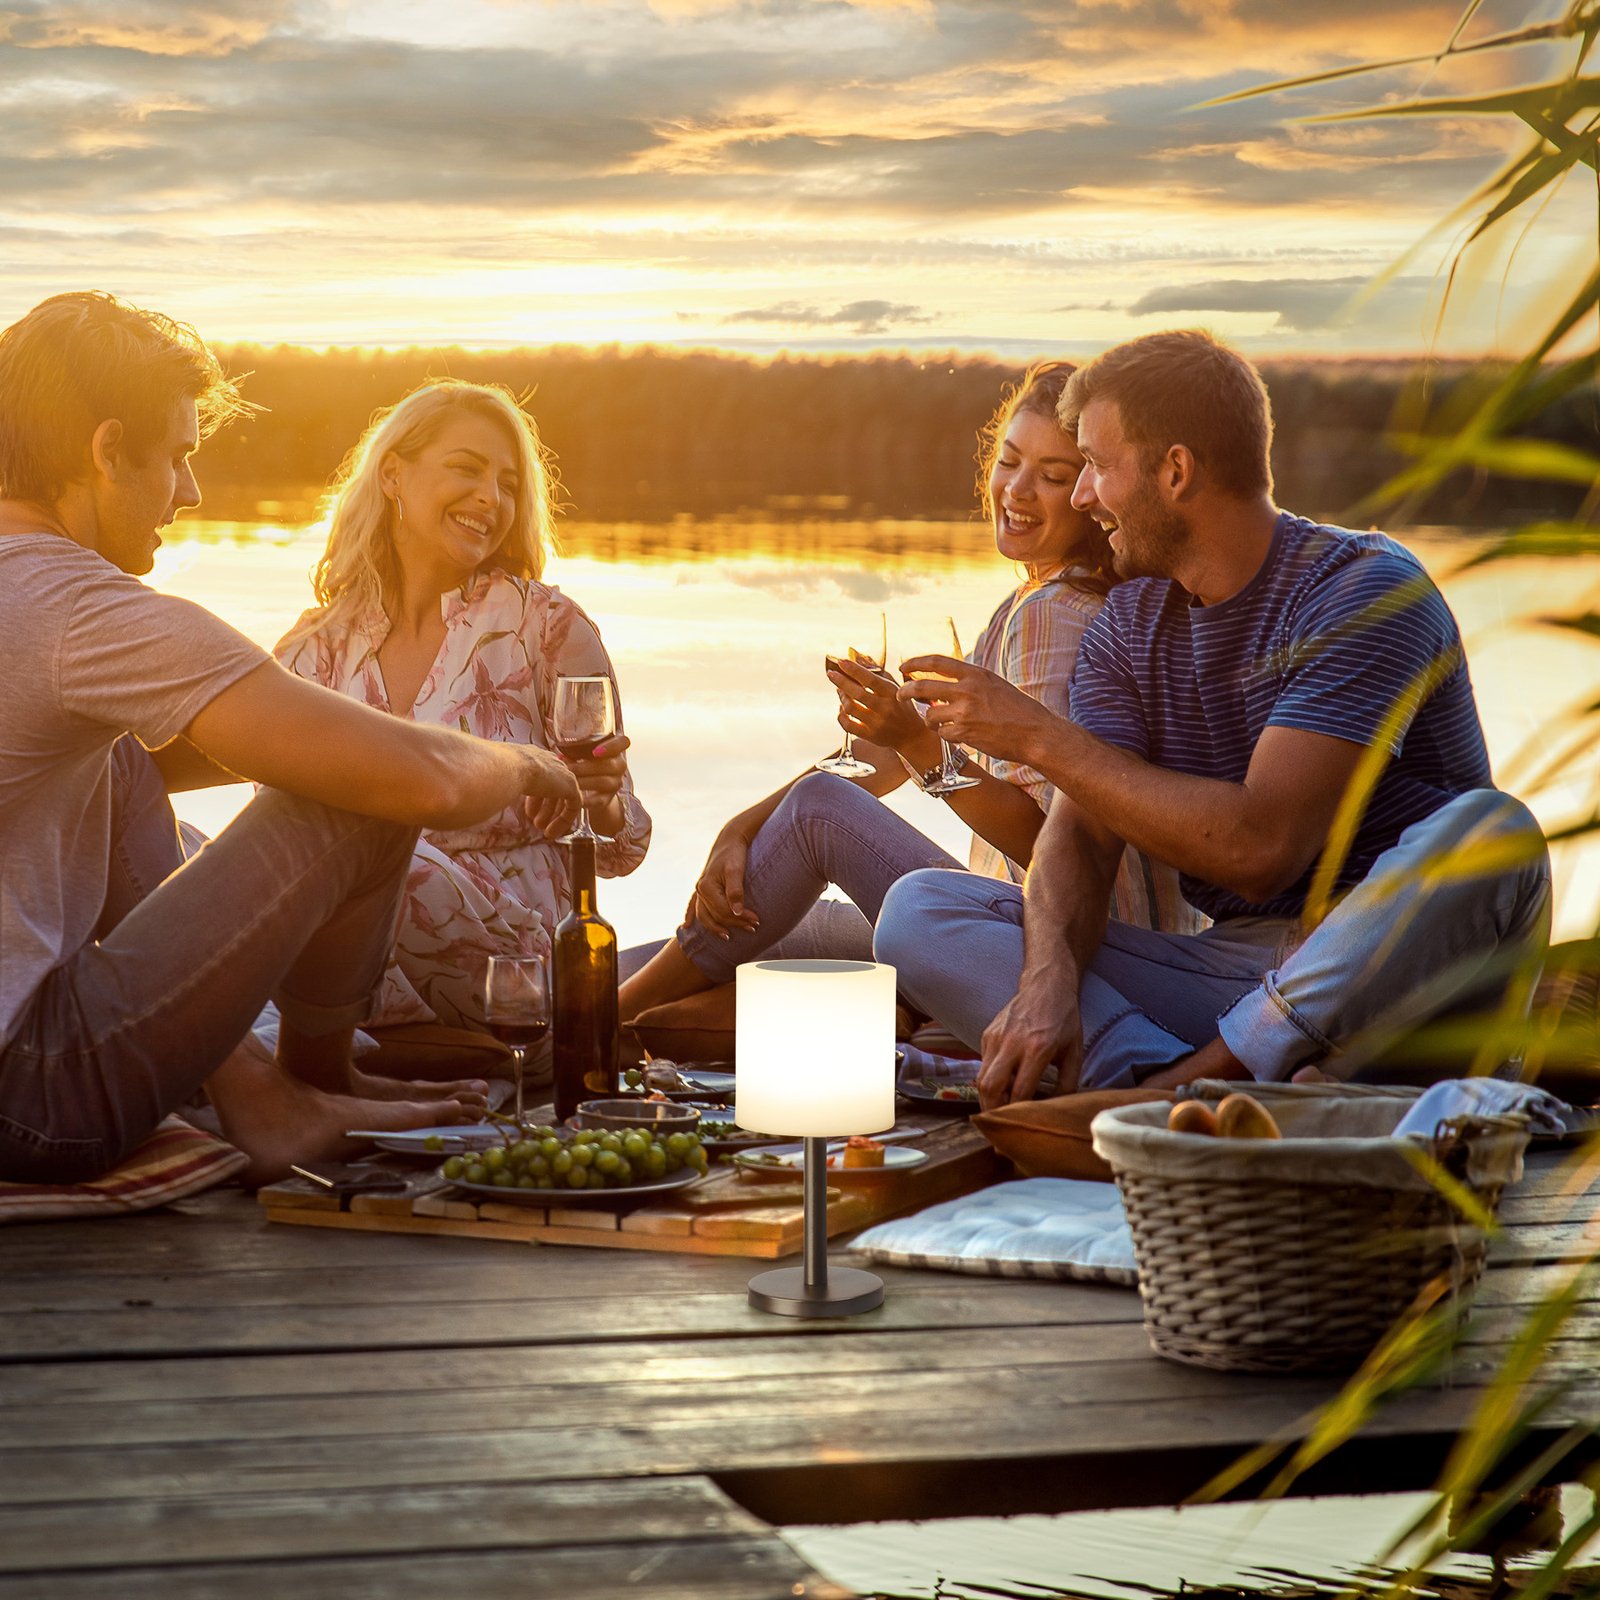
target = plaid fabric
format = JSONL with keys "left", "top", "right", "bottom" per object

{"left": 0, "top": 1115, "right": 247, "bottom": 1224}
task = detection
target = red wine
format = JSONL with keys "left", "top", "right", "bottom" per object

{"left": 552, "top": 836, "right": 619, "bottom": 1122}
{"left": 487, "top": 1017, "right": 550, "bottom": 1050}
{"left": 556, "top": 738, "right": 599, "bottom": 763}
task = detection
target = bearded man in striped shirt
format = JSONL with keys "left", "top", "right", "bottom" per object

{"left": 883, "top": 330, "right": 1551, "bottom": 1109}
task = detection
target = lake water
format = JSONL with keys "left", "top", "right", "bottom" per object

{"left": 151, "top": 516, "right": 1600, "bottom": 946}
{"left": 151, "top": 517, "right": 1600, "bottom": 1595}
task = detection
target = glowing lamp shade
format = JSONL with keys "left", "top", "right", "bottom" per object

{"left": 735, "top": 959, "right": 895, "bottom": 1138}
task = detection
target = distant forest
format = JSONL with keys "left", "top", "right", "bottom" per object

{"left": 198, "top": 344, "right": 1600, "bottom": 528}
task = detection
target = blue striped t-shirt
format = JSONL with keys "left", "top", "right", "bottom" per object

{"left": 1068, "top": 512, "right": 1492, "bottom": 923}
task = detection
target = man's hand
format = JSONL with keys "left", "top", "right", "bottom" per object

{"left": 518, "top": 745, "right": 582, "bottom": 833}
{"left": 686, "top": 826, "right": 759, "bottom": 939}
{"left": 898, "top": 656, "right": 1062, "bottom": 767}
{"left": 978, "top": 979, "right": 1083, "bottom": 1110}
{"left": 827, "top": 657, "right": 924, "bottom": 752}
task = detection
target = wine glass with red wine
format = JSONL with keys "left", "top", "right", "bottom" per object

{"left": 483, "top": 955, "right": 550, "bottom": 1130}
{"left": 551, "top": 675, "right": 617, "bottom": 843}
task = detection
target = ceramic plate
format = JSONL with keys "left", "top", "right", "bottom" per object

{"left": 897, "top": 1077, "right": 982, "bottom": 1116}
{"left": 446, "top": 1165, "right": 707, "bottom": 1207}
{"left": 733, "top": 1141, "right": 929, "bottom": 1180}
{"left": 346, "top": 1123, "right": 505, "bottom": 1155}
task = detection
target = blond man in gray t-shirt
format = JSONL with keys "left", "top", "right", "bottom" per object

{"left": 0, "top": 292, "right": 580, "bottom": 1187}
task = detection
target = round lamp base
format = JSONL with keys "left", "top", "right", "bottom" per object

{"left": 747, "top": 1265, "right": 884, "bottom": 1318}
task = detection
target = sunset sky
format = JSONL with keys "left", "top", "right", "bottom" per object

{"left": 0, "top": 0, "right": 1581, "bottom": 355}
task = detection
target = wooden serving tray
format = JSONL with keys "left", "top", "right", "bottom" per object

{"left": 259, "top": 1112, "right": 1000, "bottom": 1258}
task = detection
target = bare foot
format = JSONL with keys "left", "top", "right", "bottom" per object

{"left": 207, "top": 1044, "right": 478, "bottom": 1188}
{"left": 348, "top": 1066, "right": 489, "bottom": 1110}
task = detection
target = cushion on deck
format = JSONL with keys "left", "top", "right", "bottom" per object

{"left": 629, "top": 985, "right": 737, "bottom": 1065}
{"left": 850, "top": 1177, "right": 1138, "bottom": 1285}
{"left": 974, "top": 1088, "right": 1175, "bottom": 1182}
{"left": 362, "top": 1022, "right": 512, "bottom": 1079}
{"left": 0, "top": 1114, "right": 248, "bottom": 1224}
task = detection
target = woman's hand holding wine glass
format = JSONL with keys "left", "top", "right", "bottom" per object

{"left": 815, "top": 612, "right": 887, "bottom": 778}
{"left": 552, "top": 675, "right": 619, "bottom": 842}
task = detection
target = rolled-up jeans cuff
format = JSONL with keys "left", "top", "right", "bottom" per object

{"left": 675, "top": 922, "right": 734, "bottom": 986}
{"left": 1217, "top": 973, "right": 1333, "bottom": 1081}
{"left": 272, "top": 986, "right": 377, "bottom": 1039}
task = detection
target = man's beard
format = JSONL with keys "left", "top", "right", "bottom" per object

{"left": 1109, "top": 478, "right": 1190, "bottom": 581}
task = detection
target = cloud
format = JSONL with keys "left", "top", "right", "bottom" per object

{"left": 1120, "top": 274, "right": 1434, "bottom": 330}
{"left": 720, "top": 299, "right": 935, "bottom": 334}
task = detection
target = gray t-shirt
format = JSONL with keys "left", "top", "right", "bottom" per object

{"left": 0, "top": 534, "right": 268, "bottom": 1046}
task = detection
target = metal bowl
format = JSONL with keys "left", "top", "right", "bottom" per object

{"left": 571, "top": 1098, "right": 701, "bottom": 1135}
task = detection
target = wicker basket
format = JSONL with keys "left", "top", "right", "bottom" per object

{"left": 1090, "top": 1081, "right": 1530, "bottom": 1374}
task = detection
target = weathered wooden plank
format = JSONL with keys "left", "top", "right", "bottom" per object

{"left": 0, "top": 1473, "right": 768, "bottom": 1573}
{"left": 0, "top": 1538, "right": 852, "bottom": 1600}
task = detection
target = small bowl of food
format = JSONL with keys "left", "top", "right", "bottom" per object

{"left": 572, "top": 1098, "right": 701, "bottom": 1136}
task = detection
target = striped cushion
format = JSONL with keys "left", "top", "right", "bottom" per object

{"left": 0, "top": 1115, "right": 248, "bottom": 1223}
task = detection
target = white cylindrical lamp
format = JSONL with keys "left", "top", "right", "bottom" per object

{"left": 735, "top": 959, "right": 896, "bottom": 1318}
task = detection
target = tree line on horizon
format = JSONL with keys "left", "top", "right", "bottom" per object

{"left": 199, "top": 343, "right": 1598, "bottom": 529}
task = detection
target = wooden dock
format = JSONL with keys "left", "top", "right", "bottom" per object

{"left": 0, "top": 1148, "right": 1595, "bottom": 1598}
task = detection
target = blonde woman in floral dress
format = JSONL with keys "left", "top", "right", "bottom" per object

{"left": 277, "top": 382, "right": 650, "bottom": 1032}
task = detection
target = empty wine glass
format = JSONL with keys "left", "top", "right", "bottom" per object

{"left": 552, "top": 675, "right": 617, "bottom": 842}
{"left": 901, "top": 616, "right": 980, "bottom": 796}
{"left": 815, "top": 611, "right": 887, "bottom": 779}
{"left": 483, "top": 955, "right": 551, "bottom": 1131}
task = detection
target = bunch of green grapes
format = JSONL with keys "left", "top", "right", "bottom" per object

{"left": 441, "top": 1125, "right": 709, "bottom": 1192}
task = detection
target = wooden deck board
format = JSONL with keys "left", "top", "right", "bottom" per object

{"left": 0, "top": 1146, "right": 1592, "bottom": 1594}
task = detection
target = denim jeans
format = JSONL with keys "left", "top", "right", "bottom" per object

{"left": 677, "top": 771, "right": 963, "bottom": 985}
{"left": 874, "top": 788, "right": 1552, "bottom": 1088}
{"left": 0, "top": 738, "right": 419, "bottom": 1182}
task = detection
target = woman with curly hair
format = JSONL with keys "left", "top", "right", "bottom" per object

{"left": 278, "top": 381, "right": 650, "bottom": 1032}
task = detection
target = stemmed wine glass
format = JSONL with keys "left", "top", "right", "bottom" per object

{"left": 815, "top": 611, "right": 887, "bottom": 779}
{"left": 483, "top": 955, "right": 551, "bottom": 1131}
{"left": 901, "top": 616, "right": 980, "bottom": 796}
{"left": 552, "top": 675, "right": 617, "bottom": 842}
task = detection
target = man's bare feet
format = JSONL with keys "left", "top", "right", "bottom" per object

{"left": 348, "top": 1065, "right": 489, "bottom": 1110}
{"left": 207, "top": 1042, "right": 478, "bottom": 1189}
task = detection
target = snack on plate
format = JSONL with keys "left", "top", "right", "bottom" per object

{"left": 923, "top": 1078, "right": 979, "bottom": 1102}
{"left": 842, "top": 1135, "right": 885, "bottom": 1169}
{"left": 643, "top": 1061, "right": 688, "bottom": 1094}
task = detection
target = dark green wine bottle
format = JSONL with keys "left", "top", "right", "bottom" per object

{"left": 553, "top": 835, "right": 619, "bottom": 1123}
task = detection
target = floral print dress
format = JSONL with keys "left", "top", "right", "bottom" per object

{"left": 276, "top": 571, "right": 651, "bottom": 1030}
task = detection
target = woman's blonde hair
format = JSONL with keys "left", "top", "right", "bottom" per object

{"left": 292, "top": 380, "right": 557, "bottom": 643}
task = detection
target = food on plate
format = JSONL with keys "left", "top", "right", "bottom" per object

{"left": 1167, "top": 1101, "right": 1219, "bottom": 1137}
{"left": 841, "top": 1136, "right": 885, "bottom": 1169}
{"left": 1214, "top": 1093, "right": 1282, "bottom": 1141}
{"left": 439, "top": 1123, "right": 709, "bottom": 1192}
{"left": 921, "top": 1078, "right": 979, "bottom": 1102}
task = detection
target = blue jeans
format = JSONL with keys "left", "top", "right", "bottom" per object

{"left": 0, "top": 738, "right": 419, "bottom": 1182}
{"left": 677, "top": 771, "right": 962, "bottom": 985}
{"left": 874, "top": 789, "right": 1552, "bottom": 1088}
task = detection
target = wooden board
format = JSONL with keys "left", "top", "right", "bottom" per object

{"left": 258, "top": 1112, "right": 1000, "bottom": 1258}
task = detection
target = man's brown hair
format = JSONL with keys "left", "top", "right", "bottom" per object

{"left": 0, "top": 290, "right": 250, "bottom": 503}
{"left": 1058, "top": 329, "right": 1274, "bottom": 498}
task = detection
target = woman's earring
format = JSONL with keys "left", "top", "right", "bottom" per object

{"left": 394, "top": 495, "right": 405, "bottom": 527}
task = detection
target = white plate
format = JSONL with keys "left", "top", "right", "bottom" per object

{"left": 733, "top": 1141, "right": 928, "bottom": 1180}
{"left": 345, "top": 1123, "right": 504, "bottom": 1155}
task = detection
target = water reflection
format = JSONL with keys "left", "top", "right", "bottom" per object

{"left": 784, "top": 1487, "right": 1597, "bottom": 1600}
{"left": 147, "top": 518, "right": 1600, "bottom": 948}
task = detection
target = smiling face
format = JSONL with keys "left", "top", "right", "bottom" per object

{"left": 988, "top": 408, "right": 1091, "bottom": 577}
{"left": 383, "top": 409, "right": 520, "bottom": 585}
{"left": 96, "top": 398, "right": 201, "bottom": 576}
{"left": 1071, "top": 397, "right": 1190, "bottom": 581}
